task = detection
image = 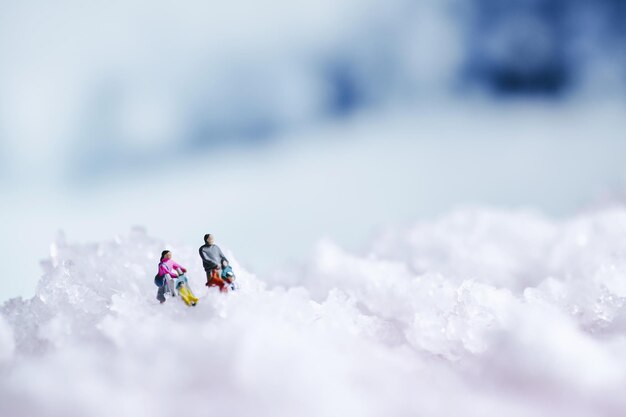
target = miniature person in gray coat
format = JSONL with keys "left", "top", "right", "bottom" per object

{"left": 199, "top": 234, "right": 231, "bottom": 291}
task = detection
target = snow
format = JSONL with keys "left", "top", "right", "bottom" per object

{"left": 2, "top": 208, "right": 626, "bottom": 416}
{"left": 0, "top": 315, "right": 14, "bottom": 363}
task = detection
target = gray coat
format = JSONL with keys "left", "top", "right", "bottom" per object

{"left": 199, "top": 244, "right": 228, "bottom": 271}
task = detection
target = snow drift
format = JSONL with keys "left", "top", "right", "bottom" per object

{"left": 2, "top": 208, "right": 626, "bottom": 417}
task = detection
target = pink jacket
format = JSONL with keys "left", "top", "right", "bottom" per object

{"left": 158, "top": 259, "right": 186, "bottom": 278}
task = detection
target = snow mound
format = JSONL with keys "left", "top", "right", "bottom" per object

{"left": 2, "top": 209, "right": 626, "bottom": 417}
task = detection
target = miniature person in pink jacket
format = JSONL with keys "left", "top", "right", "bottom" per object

{"left": 156, "top": 250, "right": 187, "bottom": 303}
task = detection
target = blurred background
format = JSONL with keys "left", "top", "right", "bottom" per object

{"left": 1, "top": 0, "right": 625, "bottom": 302}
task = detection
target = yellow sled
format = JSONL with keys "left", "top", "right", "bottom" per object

{"left": 178, "top": 285, "right": 198, "bottom": 306}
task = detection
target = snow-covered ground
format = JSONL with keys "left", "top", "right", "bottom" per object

{"left": 2, "top": 206, "right": 626, "bottom": 417}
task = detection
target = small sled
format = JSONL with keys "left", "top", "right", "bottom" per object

{"left": 221, "top": 265, "right": 238, "bottom": 291}
{"left": 173, "top": 275, "right": 198, "bottom": 306}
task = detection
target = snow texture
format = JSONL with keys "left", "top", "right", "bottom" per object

{"left": 2, "top": 208, "right": 626, "bottom": 417}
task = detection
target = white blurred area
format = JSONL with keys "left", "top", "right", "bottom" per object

{"left": 1, "top": 0, "right": 626, "bottom": 301}
{"left": 3, "top": 103, "right": 626, "bottom": 303}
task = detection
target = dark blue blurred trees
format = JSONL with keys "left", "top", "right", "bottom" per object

{"left": 462, "top": 0, "right": 625, "bottom": 94}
